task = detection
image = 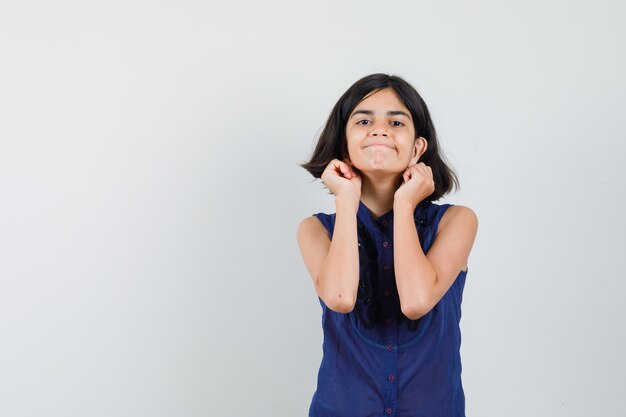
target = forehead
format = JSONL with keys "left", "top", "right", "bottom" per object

{"left": 352, "top": 88, "right": 409, "bottom": 113}
{"left": 350, "top": 88, "right": 412, "bottom": 119}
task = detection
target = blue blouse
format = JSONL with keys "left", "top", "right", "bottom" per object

{"left": 309, "top": 200, "right": 468, "bottom": 417}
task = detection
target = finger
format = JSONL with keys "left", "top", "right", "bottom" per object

{"left": 339, "top": 162, "right": 353, "bottom": 179}
{"left": 334, "top": 161, "right": 347, "bottom": 175}
{"left": 342, "top": 159, "right": 353, "bottom": 170}
{"left": 411, "top": 166, "right": 425, "bottom": 179}
{"left": 345, "top": 165, "right": 357, "bottom": 178}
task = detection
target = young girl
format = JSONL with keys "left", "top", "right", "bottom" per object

{"left": 297, "top": 73, "right": 478, "bottom": 417}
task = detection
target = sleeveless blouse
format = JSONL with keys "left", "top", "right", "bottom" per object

{"left": 309, "top": 200, "right": 468, "bottom": 417}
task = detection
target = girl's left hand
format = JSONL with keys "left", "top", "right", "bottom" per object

{"left": 394, "top": 162, "right": 435, "bottom": 211}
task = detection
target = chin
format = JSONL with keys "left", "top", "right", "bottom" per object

{"left": 354, "top": 158, "right": 404, "bottom": 174}
{"left": 360, "top": 166, "right": 404, "bottom": 177}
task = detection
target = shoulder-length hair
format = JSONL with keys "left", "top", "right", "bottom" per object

{"left": 300, "top": 73, "right": 459, "bottom": 202}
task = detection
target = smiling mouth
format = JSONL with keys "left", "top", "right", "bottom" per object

{"left": 365, "top": 144, "right": 394, "bottom": 149}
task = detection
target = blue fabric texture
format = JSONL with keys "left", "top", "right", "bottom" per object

{"left": 309, "top": 200, "right": 468, "bottom": 417}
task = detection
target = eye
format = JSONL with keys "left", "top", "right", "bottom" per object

{"left": 391, "top": 121, "right": 404, "bottom": 127}
{"left": 356, "top": 120, "right": 371, "bottom": 125}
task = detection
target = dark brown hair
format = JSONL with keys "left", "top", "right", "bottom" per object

{"left": 299, "top": 73, "right": 459, "bottom": 202}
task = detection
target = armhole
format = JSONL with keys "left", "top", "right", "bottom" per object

{"left": 433, "top": 203, "right": 453, "bottom": 236}
{"left": 312, "top": 213, "right": 334, "bottom": 240}
{"left": 424, "top": 203, "right": 453, "bottom": 252}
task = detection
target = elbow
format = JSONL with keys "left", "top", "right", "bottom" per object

{"left": 320, "top": 288, "right": 356, "bottom": 314}
{"left": 401, "top": 299, "right": 430, "bottom": 321}
{"left": 315, "top": 272, "right": 357, "bottom": 314}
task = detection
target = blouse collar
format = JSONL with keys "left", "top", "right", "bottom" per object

{"left": 357, "top": 200, "right": 430, "bottom": 228}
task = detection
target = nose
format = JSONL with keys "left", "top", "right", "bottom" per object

{"left": 370, "top": 121, "right": 388, "bottom": 137}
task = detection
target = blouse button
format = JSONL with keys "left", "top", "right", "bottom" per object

{"left": 386, "top": 318, "right": 392, "bottom": 325}
{"left": 386, "top": 408, "right": 393, "bottom": 414}
{"left": 388, "top": 375, "right": 395, "bottom": 382}
{"left": 382, "top": 241, "right": 389, "bottom": 248}
{"left": 386, "top": 345, "right": 393, "bottom": 351}
{"left": 382, "top": 220, "right": 388, "bottom": 226}
{"left": 383, "top": 265, "right": 390, "bottom": 271}
{"left": 384, "top": 289, "right": 390, "bottom": 297}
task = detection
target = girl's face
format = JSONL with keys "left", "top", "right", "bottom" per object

{"left": 345, "top": 87, "right": 426, "bottom": 176}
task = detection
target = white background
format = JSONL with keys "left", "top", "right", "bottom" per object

{"left": 1, "top": 1, "right": 625, "bottom": 416}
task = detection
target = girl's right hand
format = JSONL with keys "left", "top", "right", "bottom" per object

{"left": 321, "top": 158, "right": 362, "bottom": 206}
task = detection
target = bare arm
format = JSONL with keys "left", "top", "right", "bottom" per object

{"left": 393, "top": 203, "right": 478, "bottom": 320}
{"left": 296, "top": 195, "right": 359, "bottom": 313}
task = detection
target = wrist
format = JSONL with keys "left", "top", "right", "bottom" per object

{"left": 393, "top": 199, "right": 415, "bottom": 214}
{"left": 335, "top": 193, "right": 359, "bottom": 213}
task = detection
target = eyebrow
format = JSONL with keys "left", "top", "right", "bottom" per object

{"left": 350, "top": 109, "right": 411, "bottom": 119}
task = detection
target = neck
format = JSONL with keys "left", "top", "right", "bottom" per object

{"left": 359, "top": 172, "right": 403, "bottom": 219}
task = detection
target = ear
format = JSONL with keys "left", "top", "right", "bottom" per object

{"left": 412, "top": 136, "right": 428, "bottom": 161}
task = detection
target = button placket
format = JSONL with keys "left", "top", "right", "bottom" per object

{"left": 379, "top": 303, "right": 398, "bottom": 417}
{"left": 382, "top": 341, "right": 399, "bottom": 416}
{"left": 379, "top": 215, "right": 398, "bottom": 415}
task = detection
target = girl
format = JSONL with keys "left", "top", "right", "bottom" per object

{"left": 297, "top": 73, "right": 478, "bottom": 417}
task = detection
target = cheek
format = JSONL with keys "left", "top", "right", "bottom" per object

{"left": 344, "top": 135, "right": 358, "bottom": 153}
